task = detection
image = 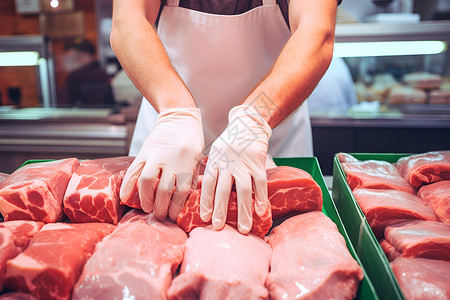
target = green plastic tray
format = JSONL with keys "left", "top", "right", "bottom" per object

{"left": 274, "top": 157, "right": 377, "bottom": 300}
{"left": 332, "top": 153, "right": 411, "bottom": 300}
{"left": 19, "top": 157, "right": 377, "bottom": 299}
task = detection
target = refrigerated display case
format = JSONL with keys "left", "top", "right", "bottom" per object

{"left": 311, "top": 21, "right": 450, "bottom": 174}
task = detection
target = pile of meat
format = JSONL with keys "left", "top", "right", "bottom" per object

{"left": 0, "top": 156, "right": 363, "bottom": 299}
{"left": 338, "top": 150, "right": 450, "bottom": 300}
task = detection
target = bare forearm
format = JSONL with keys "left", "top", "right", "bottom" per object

{"left": 244, "top": 0, "right": 336, "bottom": 128}
{"left": 110, "top": 0, "right": 196, "bottom": 111}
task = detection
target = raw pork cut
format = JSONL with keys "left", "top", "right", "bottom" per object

{"left": 265, "top": 211, "right": 363, "bottom": 300}
{"left": 72, "top": 210, "right": 187, "bottom": 300}
{"left": 63, "top": 157, "right": 134, "bottom": 224}
{"left": 177, "top": 166, "right": 322, "bottom": 237}
{"left": 0, "top": 293, "right": 38, "bottom": 300}
{"left": 391, "top": 257, "right": 450, "bottom": 300}
{"left": 4, "top": 222, "right": 114, "bottom": 300}
{"left": 0, "top": 221, "right": 44, "bottom": 291}
{"left": 384, "top": 220, "right": 450, "bottom": 261}
{"left": 417, "top": 181, "right": 450, "bottom": 224}
{"left": 167, "top": 225, "right": 271, "bottom": 300}
{"left": 0, "top": 173, "right": 8, "bottom": 184}
{"left": 0, "top": 158, "right": 79, "bottom": 223}
{"left": 379, "top": 239, "right": 400, "bottom": 262}
{"left": 177, "top": 190, "right": 272, "bottom": 238}
{"left": 340, "top": 154, "right": 415, "bottom": 194}
{"left": 395, "top": 151, "right": 450, "bottom": 188}
{"left": 353, "top": 188, "right": 438, "bottom": 238}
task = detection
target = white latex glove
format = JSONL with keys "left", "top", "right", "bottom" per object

{"left": 120, "top": 108, "right": 204, "bottom": 221}
{"left": 200, "top": 105, "right": 272, "bottom": 234}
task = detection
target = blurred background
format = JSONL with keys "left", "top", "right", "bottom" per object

{"left": 0, "top": 0, "right": 449, "bottom": 174}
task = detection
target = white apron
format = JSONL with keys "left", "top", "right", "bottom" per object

{"left": 129, "top": 0, "right": 313, "bottom": 157}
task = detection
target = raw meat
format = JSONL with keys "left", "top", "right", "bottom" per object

{"left": 177, "top": 166, "right": 322, "bottom": 237}
{"left": 379, "top": 239, "right": 400, "bottom": 262}
{"left": 167, "top": 225, "right": 271, "bottom": 300}
{"left": 0, "top": 293, "right": 38, "bottom": 300}
{"left": 337, "top": 152, "right": 359, "bottom": 163}
{"left": 0, "top": 158, "right": 79, "bottom": 223}
{"left": 177, "top": 190, "right": 272, "bottom": 238}
{"left": 391, "top": 257, "right": 450, "bottom": 300}
{"left": 353, "top": 188, "right": 438, "bottom": 238}
{"left": 4, "top": 222, "right": 114, "bottom": 300}
{"left": 395, "top": 151, "right": 450, "bottom": 188}
{"left": 72, "top": 210, "right": 187, "bottom": 300}
{"left": 63, "top": 157, "right": 133, "bottom": 224}
{"left": 0, "top": 221, "right": 44, "bottom": 291}
{"left": 0, "top": 173, "right": 8, "bottom": 184}
{"left": 340, "top": 155, "right": 415, "bottom": 194}
{"left": 265, "top": 211, "right": 363, "bottom": 300}
{"left": 417, "top": 181, "right": 450, "bottom": 224}
{"left": 384, "top": 220, "right": 450, "bottom": 261}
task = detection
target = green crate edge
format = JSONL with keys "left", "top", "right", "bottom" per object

{"left": 21, "top": 157, "right": 378, "bottom": 299}
{"left": 332, "top": 153, "right": 410, "bottom": 300}
{"left": 274, "top": 157, "right": 378, "bottom": 300}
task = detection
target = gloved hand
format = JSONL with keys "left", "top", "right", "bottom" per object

{"left": 200, "top": 105, "right": 272, "bottom": 234}
{"left": 120, "top": 108, "right": 204, "bottom": 221}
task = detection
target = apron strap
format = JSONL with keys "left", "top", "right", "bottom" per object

{"left": 166, "top": 0, "right": 180, "bottom": 7}
{"left": 262, "top": 0, "right": 277, "bottom": 5}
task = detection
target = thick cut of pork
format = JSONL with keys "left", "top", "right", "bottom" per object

{"left": 340, "top": 155, "right": 415, "bottom": 194}
{"left": 0, "top": 221, "right": 44, "bottom": 291}
{"left": 177, "top": 166, "right": 322, "bottom": 237}
{"left": 5, "top": 223, "right": 114, "bottom": 300}
{"left": 395, "top": 151, "right": 450, "bottom": 188}
{"left": 417, "top": 181, "right": 450, "bottom": 224}
{"left": 167, "top": 225, "right": 271, "bottom": 300}
{"left": 265, "top": 211, "right": 363, "bottom": 300}
{"left": 384, "top": 220, "right": 450, "bottom": 261}
{"left": 72, "top": 210, "right": 187, "bottom": 300}
{"left": 0, "top": 159, "right": 79, "bottom": 222}
{"left": 353, "top": 188, "right": 438, "bottom": 238}
{"left": 379, "top": 239, "right": 400, "bottom": 262}
{"left": 63, "top": 157, "right": 134, "bottom": 224}
{"left": 391, "top": 257, "right": 450, "bottom": 300}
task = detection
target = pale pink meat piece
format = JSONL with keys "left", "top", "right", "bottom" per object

{"left": 4, "top": 223, "right": 114, "bottom": 300}
{"left": 417, "top": 181, "right": 450, "bottom": 224}
{"left": 265, "top": 211, "right": 364, "bottom": 300}
{"left": 0, "top": 221, "right": 44, "bottom": 291}
{"left": 384, "top": 220, "right": 450, "bottom": 261}
{"left": 0, "top": 292, "right": 38, "bottom": 300}
{"left": 63, "top": 157, "right": 134, "bottom": 224}
{"left": 177, "top": 166, "right": 322, "bottom": 237}
{"left": 391, "top": 257, "right": 450, "bottom": 300}
{"left": 379, "top": 239, "right": 400, "bottom": 262}
{"left": 340, "top": 154, "right": 415, "bottom": 194}
{"left": 395, "top": 151, "right": 450, "bottom": 188}
{"left": 353, "top": 188, "right": 438, "bottom": 238}
{"left": 0, "top": 158, "right": 79, "bottom": 223}
{"left": 72, "top": 210, "right": 187, "bottom": 300}
{"left": 0, "top": 173, "right": 8, "bottom": 184}
{"left": 167, "top": 225, "right": 271, "bottom": 300}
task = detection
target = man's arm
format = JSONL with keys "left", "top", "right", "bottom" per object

{"left": 243, "top": 0, "right": 337, "bottom": 127}
{"left": 110, "top": 0, "right": 196, "bottom": 111}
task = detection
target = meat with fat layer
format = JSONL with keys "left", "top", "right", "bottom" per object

{"left": 72, "top": 210, "right": 187, "bottom": 300}
{"left": 0, "top": 159, "right": 79, "bottom": 223}
{"left": 177, "top": 166, "right": 322, "bottom": 237}
{"left": 391, "top": 257, "right": 450, "bottom": 300}
{"left": 167, "top": 225, "right": 271, "bottom": 300}
{"left": 384, "top": 220, "right": 450, "bottom": 261}
{"left": 340, "top": 154, "right": 415, "bottom": 194}
{"left": 265, "top": 211, "right": 363, "bottom": 300}
{"left": 63, "top": 157, "right": 134, "bottom": 224}
{"left": 4, "top": 222, "right": 114, "bottom": 300}
{"left": 353, "top": 188, "right": 438, "bottom": 238}
{"left": 0, "top": 221, "right": 44, "bottom": 291}
{"left": 417, "top": 181, "right": 450, "bottom": 224}
{"left": 395, "top": 151, "right": 450, "bottom": 188}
